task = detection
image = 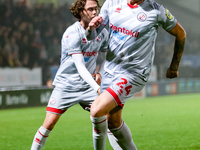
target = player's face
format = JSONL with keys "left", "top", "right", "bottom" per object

{"left": 81, "top": 0, "right": 98, "bottom": 24}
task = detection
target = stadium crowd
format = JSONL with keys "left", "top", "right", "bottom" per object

{"left": 0, "top": 0, "right": 74, "bottom": 85}
{"left": 0, "top": 1, "right": 199, "bottom": 85}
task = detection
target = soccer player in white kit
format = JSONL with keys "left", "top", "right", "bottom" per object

{"left": 87, "top": 0, "right": 186, "bottom": 149}
{"left": 30, "top": 0, "right": 110, "bottom": 149}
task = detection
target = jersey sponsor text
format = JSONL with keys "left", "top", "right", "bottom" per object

{"left": 110, "top": 23, "right": 139, "bottom": 38}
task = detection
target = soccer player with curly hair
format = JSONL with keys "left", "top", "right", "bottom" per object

{"left": 30, "top": 0, "right": 112, "bottom": 149}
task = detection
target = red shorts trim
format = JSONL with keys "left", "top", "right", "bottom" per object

{"left": 46, "top": 107, "right": 66, "bottom": 115}
{"left": 106, "top": 87, "right": 124, "bottom": 108}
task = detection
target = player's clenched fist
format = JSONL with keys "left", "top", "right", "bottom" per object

{"left": 89, "top": 16, "right": 103, "bottom": 31}
{"left": 166, "top": 68, "right": 178, "bottom": 79}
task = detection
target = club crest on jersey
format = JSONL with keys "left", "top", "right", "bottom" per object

{"left": 137, "top": 12, "right": 147, "bottom": 22}
{"left": 115, "top": 7, "right": 121, "bottom": 13}
{"left": 165, "top": 8, "right": 173, "bottom": 20}
{"left": 82, "top": 38, "right": 87, "bottom": 43}
{"left": 49, "top": 97, "right": 56, "bottom": 105}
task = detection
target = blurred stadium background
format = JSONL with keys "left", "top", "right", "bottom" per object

{"left": 0, "top": 0, "right": 200, "bottom": 150}
{"left": 0, "top": 0, "right": 200, "bottom": 109}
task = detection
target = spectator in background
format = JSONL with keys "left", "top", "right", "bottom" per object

{"left": 42, "top": 26, "right": 54, "bottom": 51}
{"left": 37, "top": 44, "right": 51, "bottom": 85}
{"left": 0, "top": 46, "right": 3, "bottom": 66}
{"left": 3, "top": 35, "right": 21, "bottom": 67}
{"left": 48, "top": 37, "right": 61, "bottom": 65}
{"left": 0, "top": 44, "right": 9, "bottom": 67}
{"left": 0, "top": 27, "right": 11, "bottom": 49}
{"left": 0, "top": 26, "right": 5, "bottom": 47}
{"left": 21, "top": 51, "right": 30, "bottom": 68}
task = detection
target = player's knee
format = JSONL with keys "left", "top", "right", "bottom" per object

{"left": 42, "top": 119, "right": 57, "bottom": 131}
{"left": 90, "top": 105, "right": 106, "bottom": 117}
{"left": 108, "top": 119, "right": 121, "bottom": 129}
{"left": 90, "top": 107, "right": 101, "bottom": 117}
{"left": 43, "top": 122, "right": 55, "bottom": 131}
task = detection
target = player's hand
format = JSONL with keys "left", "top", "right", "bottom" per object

{"left": 92, "top": 73, "right": 102, "bottom": 85}
{"left": 88, "top": 16, "right": 103, "bottom": 31}
{"left": 166, "top": 68, "right": 178, "bottom": 79}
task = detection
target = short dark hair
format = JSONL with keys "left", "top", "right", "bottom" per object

{"left": 70, "top": 0, "right": 101, "bottom": 20}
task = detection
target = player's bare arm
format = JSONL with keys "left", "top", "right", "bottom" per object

{"left": 166, "top": 22, "right": 186, "bottom": 79}
{"left": 86, "top": 16, "right": 104, "bottom": 40}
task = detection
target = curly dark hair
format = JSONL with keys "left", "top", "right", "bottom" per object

{"left": 70, "top": 0, "right": 101, "bottom": 20}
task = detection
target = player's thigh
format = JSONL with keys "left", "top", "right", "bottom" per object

{"left": 90, "top": 71, "right": 119, "bottom": 117}
{"left": 90, "top": 90, "right": 117, "bottom": 117}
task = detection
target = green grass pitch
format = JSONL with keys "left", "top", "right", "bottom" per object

{"left": 0, "top": 93, "right": 200, "bottom": 150}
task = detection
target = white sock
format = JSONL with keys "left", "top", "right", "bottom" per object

{"left": 90, "top": 115, "right": 107, "bottom": 150}
{"left": 107, "top": 129, "right": 122, "bottom": 150}
{"left": 31, "top": 126, "right": 51, "bottom": 150}
{"left": 109, "top": 120, "right": 137, "bottom": 150}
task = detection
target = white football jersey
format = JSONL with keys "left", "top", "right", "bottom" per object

{"left": 53, "top": 21, "right": 108, "bottom": 90}
{"left": 100, "top": 0, "right": 177, "bottom": 81}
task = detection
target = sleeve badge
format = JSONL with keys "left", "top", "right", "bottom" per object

{"left": 165, "top": 8, "right": 173, "bottom": 20}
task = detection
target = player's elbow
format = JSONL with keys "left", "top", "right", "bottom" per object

{"left": 176, "top": 23, "right": 186, "bottom": 41}
{"left": 180, "top": 27, "right": 186, "bottom": 40}
{"left": 169, "top": 22, "right": 186, "bottom": 41}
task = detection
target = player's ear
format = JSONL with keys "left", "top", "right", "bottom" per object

{"left": 80, "top": 10, "right": 84, "bottom": 17}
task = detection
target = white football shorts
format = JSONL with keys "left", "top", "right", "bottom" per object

{"left": 46, "top": 86, "right": 98, "bottom": 115}
{"left": 101, "top": 71, "right": 147, "bottom": 107}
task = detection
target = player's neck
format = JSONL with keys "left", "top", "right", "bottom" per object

{"left": 128, "top": 0, "right": 144, "bottom": 5}
{"left": 79, "top": 20, "right": 89, "bottom": 30}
